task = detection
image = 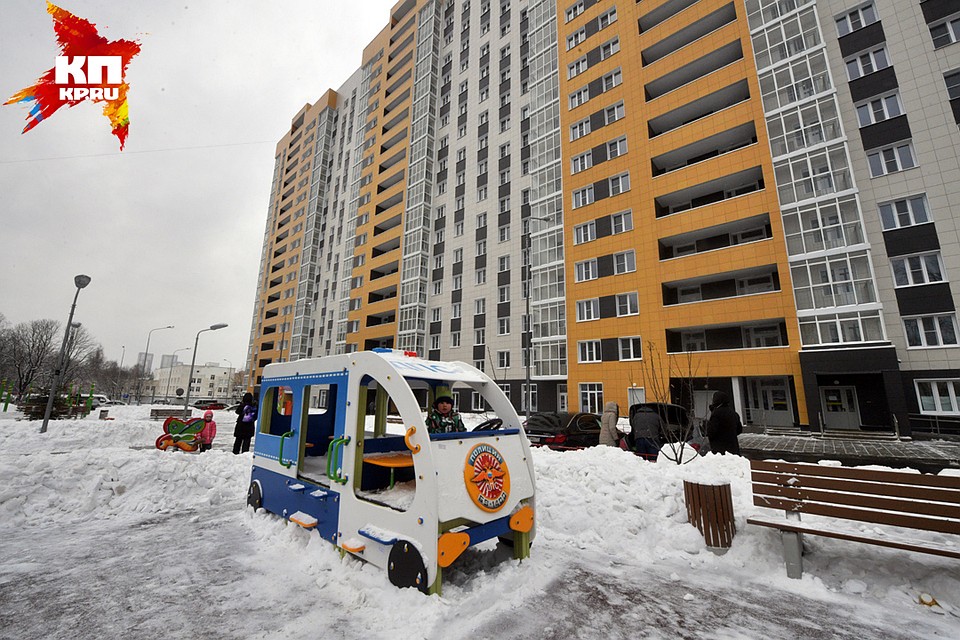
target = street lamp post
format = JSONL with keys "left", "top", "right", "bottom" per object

{"left": 41, "top": 274, "right": 91, "bottom": 434}
{"left": 524, "top": 216, "right": 553, "bottom": 423}
{"left": 183, "top": 323, "right": 228, "bottom": 414}
{"left": 165, "top": 347, "right": 191, "bottom": 400}
{"left": 137, "top": 325, "right": 174, "bottom": 404}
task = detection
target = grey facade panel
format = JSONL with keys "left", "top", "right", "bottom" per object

{"left": 859, "top": 115, "right": 912, "bottom": 151}
{"left": 883, "top": 223, "right": 941, "bottom": 257}
{"left": 837, "top": 21, "right": 886, "bottom": 59}
{"left": 848, "top": 66, "right": 898, "bottom": 103}
{"left": 895, "top": 283, "right": 956, "bottom": 315}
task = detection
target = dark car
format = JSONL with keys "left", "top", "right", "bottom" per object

{"left": 628, "top": 402, "right": 709, "bottom": 456}
{"left": 523, "top": 412, "right": 601, "bottom": 450}
{"left": 193, "top": 400, "right": 227, "bottom": 410}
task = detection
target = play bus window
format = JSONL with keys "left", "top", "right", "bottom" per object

{"left": 260, "top": 386, "right": 294, "bottom": 436}
{"left": 356, "top": 379, "right": 416, "bottom": 511}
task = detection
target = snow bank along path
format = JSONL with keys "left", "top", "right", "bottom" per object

{"left": 0, "top": 405, "right": 957, "bottom": 639}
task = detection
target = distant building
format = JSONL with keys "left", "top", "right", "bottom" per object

{"left": 147, "top": 364, "right": 234, "bottom": 402}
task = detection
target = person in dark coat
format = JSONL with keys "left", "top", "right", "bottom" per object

{"left": 233, "top": 392, "right": 257, "bottom": 454}
{"left": 630, "top": 405, "right": 663, "bottom": 461}
{"left": 706, "top": 391, "right": 742, "bottom": 455}
{"left": 426, "top": 395, "right": 465, "bottom": 433}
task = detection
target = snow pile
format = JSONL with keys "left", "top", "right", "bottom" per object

{"left": 0, "top": 406, "right": 957, "bottom": 639}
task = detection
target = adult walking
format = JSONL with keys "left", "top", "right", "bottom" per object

{"left": 630, "top": 404, "right": 663, "bottom": 461}
{"left": 599, "top": 401, "right": 623, "bottom": 447}
{"left": 233, "top": 392, "right": 257, "bottom": 454}
{"left": 706, "top": 391, "right": 742, "bottom": 455}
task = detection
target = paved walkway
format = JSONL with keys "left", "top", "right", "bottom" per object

{"left": 740, "top": 433, "right": 960, "bottom": 473}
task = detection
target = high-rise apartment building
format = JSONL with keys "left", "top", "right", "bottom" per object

{"left": 247, "top": 0, "right": 960, "bottom": 437}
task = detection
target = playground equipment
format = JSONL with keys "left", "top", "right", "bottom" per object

{"left": 246, "top": 349, "right": 537, "bottom": 595}
{"left": 155, "top": 416, "right": 203, "bottom": 451}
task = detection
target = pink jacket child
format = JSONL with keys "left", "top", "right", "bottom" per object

{"left": 198, "top": 410, "right": 217, "bottom": 452}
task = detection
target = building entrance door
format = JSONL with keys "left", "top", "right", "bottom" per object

{"left": 819, "top": 386, "right": 860, "bottom": 429}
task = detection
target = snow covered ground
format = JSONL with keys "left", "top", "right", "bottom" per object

{"left": 0, "top": 405, "right": 957, "bottom": 639}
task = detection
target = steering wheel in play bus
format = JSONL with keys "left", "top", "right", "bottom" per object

{"left": 471, "top": 417, "right": 503, "bottom": 432}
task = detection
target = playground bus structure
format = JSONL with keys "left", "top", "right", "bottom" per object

{"left": 246, "top": 348, "right": 537, "bottom": 595}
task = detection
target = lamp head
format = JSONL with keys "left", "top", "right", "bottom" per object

{"left": 74, "top": 274, "right": 91, "bottom": 289}
{"left": 209, "top": 323, "right": 228, "bottom": 331}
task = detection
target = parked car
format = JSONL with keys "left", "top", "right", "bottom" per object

{"left": 105, "top": 400, "right": 127, "bottom": 406}
{"left": 628, "top": 402, "right": 709, "bottom": 457}
{"left": 523, "top": 412, "right": 601, "bottom": 450}
{"left": 193, "top": 400, "right": 227, "bottom": 410}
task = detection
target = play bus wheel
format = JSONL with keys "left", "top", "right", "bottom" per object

{"left": 246, "top": 480, "right": 263, "bottom": 510}
{"left": 387, "top": 540, "right": 428, "bottom": 593}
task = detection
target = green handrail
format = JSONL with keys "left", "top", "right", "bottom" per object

{"left": 278, "top": 431, "right": 295, "bottom": 468}
{"left": 326, "top": 435, "right": 351, "bottom": 484}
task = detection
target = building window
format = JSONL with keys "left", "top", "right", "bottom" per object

{"left": 836, "top": 3, "right": 878, "bottom": 37}
{"left": 611, "top": 210, "right": 633, "bottom": 234}
{"left": 605, "top": 101, "right": 624, "bottom": 124}
{"left": 572, "top": 185, "right": 594, "bottom": 209}
{"left": 600, "top": 37, "right": 620, "bottom": 60}
{"left": 916, "top": 379, "right": 960, "bottom": 414}
{"left": 878, "top": 195, "right": 930, "bottom": 230}
{"left": 453, "top": 274, "right": 463, "bottom": 290}
{"left": 475, "top": 328, "right": 486, "bottom": 345}
{"left": 579, "top": 383, "right": 603, "bottom": 414}
{"left": 782, "top": 195, "right": 864, "bottom": 256}
{"left": 791, "top": 251, "right": 877, "bottom": 309}
{"left": 571, "top": 151, "right": 593, "bottom": 174}
{"left": 452, "top": 302, "right": 462, "bottom": 318}
{"left": 607, "top": 137, "right": 627, "bottom": 159}
{"left": 930, "top": 15, "right": 960, "bottom": 48}
{"left": 616, "top": 292, "right": 639, "bottom": 316}
{"left": 451, "top": 331, "right": 461, "bottom": 347}
{"left": 619, "top": 337, "right": 642, "bottom": 360}
{"left": 498, "top": 255, "right": 510, "bottom": 272}
{"left": 574, "top": 258, "right": 598, "bottom": 282}
{"left": 609, "top": 172, "right": 630, "bottom": 195}
{"left": 568, "top": 57, "right": 588, "bottom": 79}
{"left": 578, "top": 340, "right": 601, "bottom": 363}
{"left": 497, "top": 350, "right": 510, "bottom": 368}
{"left": 845, "top": 47, "right": 889, "bottom": 81}
{"left": 891, "top": 252, "right": 945, "bottom": 287}
{"left": 855, "top": 92, "right": 902, "bottom": 127}
{"left": 476, "top": 268, "right": 487, "bottom": 285}
{"left": 945, "top": 70, "right": 960, "bottom": 100}
{"left": 574, "top": 221, "right": 597, "bottom": 244}
{"left": 430, "top": 335, "right": 441, "bottom": 350}
{"left": 499, "top": 225, "right": 510, "bottom": 242}
{"left": 576, "top": 298, "right": 600, "bottom": 321}
{"left": 570, "top": 119, "right": 591, "bottom": 141}
{"left": 498, "top": 284, "right": 510, "bottom": 303}
{"left": 565, "top": 1, "right": 584, "bottom": 23}
{"left": 904, "top": 314, "right": 959, "bottom": 348}
{"left": 567, "top": 28, "right": 586, "bottom": 50}
{"left": 867, "top": 142, "right": 916, "bottom": 177}
{"left": 601, "top": 69, "right": 622, "bottom": 92}
{"left": 613, "top": 250, "right": 636, "bottom": 274}
{"left": 569, "top": 87, "right": 590, "bottom": 109}
{"left": 431, "top": 307, "right": 442, "bottom": 322}
{"left": 598, "top": 7, "right": 617, "bottom": 29}
{"left": 475, "top": 298, "right": 486, "bottom": 315}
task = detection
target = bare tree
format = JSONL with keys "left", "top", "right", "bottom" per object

{"left": 635, "top": 341, "right": 706, "bottom": 465}
{"left": 9, "top": 319, "right": 59, "bottom": 398}
{"left": 0, "top": 313, "right": 13, "bottom": 391}
{"left": 60, "top": 325, "right": 99, "bottom": 397}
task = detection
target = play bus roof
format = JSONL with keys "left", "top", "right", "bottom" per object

{"left": 261, "top": 349, "right": 489, "bottom": 385}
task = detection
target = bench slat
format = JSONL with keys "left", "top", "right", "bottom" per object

{"left": 750, "top": 460, "right": 960, "bottom": 489}
{"left": 752, "top": 483, "right": 960, "bottom": 519}
{"left": 753, "top": 495, "right": 960, "bottom": 535}
{"left": 747, "top": 516, "right": 960, "bottom": 560}
{"left": 751, "top": 470, "right": 959, "bottom": 504}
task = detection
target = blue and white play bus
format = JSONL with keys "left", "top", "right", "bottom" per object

{"left": 245, "top": 349, "right": 536, "bottom": 594}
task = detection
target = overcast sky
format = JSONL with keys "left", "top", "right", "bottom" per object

{"left": 0, "top": 0, "right": 396, "bottom": 370}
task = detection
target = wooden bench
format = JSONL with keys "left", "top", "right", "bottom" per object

{"left": 747, "top": 460, "right": 960, "bottom": 578}
{"left": 150, "top": 408, "right": 190, "bottom": 420}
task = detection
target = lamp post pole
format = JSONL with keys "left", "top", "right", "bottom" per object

{"left": 524, "top": 216, "right": 552, "bottom": 422}
{"left": 183, "top": 323, "right": 228, "bottom": 414}
{"left": 41, "top": 274, "right": 91, "bottom": 434}
{"left": 137, "top": 325, "right": 174, "bottom": 404}
{"left": 165, "top": 347, "right": 190, "bottom": 401}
